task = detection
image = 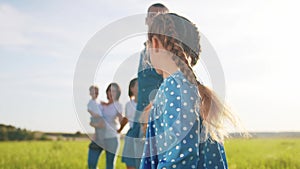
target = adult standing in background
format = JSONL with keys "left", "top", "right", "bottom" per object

{"left": 125, "top": 3, "right": 169, "bottom": 169}
{"left": 88, "top": 83, "right": 127, "bottom": 169}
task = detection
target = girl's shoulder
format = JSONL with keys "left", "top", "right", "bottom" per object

{"left": 162, "top": 71, "right": 188, "bottom": 89}
{"left": 162, "top": 71, "right": 199, "bottom": 97}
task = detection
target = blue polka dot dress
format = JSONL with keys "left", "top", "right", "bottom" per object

{"left": 139, "top": 71, "right": 228, "bottom": 169}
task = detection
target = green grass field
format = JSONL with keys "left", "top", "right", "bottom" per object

{"left": 0, "top": 138, "right": 299, "bottom": 169}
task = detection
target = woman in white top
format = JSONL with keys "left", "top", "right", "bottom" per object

{"left": 121, "top": 78, "right": 138, "bottom": 169}
{"left": 88, "top": 83, "right": 126, "bottom": 169}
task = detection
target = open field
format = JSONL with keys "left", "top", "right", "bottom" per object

{"left": 0, "top": 138, "right": 299, "bottom": 169}
{"left": 225, "top": 138, "right": 300, "bottom": 169}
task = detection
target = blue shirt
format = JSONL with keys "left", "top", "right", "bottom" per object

{"left": 140, "top": 71, "right": 228, "bottom": 169}
{"left": 127, "top": 47, "right": 163, "bottom": 139}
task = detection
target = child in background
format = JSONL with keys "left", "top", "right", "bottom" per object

{"left": 122, "top": 78, "right": 138, "bottom": 169}
{"left": 88, "top": 85, "right": 105, "bottom": 129}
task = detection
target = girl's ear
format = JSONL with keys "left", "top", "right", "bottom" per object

{"left": 151, "top": 36, "right": 161, "bottom": 53}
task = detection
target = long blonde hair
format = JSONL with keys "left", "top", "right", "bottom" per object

{"left": 148, "top": 13, "right": 241, "bottom": 143}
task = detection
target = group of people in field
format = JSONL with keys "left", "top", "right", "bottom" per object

{"left": 86, "top": 3, "right": 239, "bottom": 169}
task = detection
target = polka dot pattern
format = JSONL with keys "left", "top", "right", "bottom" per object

{"left": 140, "top": 71, "right": 228, "bottom": 169}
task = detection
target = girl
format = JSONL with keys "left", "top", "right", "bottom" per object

{"left": 140, "top": 13, "right": 238, "bottom": 169}
{"left": 122, "top": 78, "right": 138, "bottom": 169}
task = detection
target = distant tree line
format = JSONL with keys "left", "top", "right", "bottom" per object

{"left": 0, "top": 124, "right": 49, "bottom": 141}
{"left": 0, "top": 124, "right": 88, "bottom": 141}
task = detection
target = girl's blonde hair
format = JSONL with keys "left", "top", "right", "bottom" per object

{"left": 148, "top": 13, "right": 241, "bottom": 143}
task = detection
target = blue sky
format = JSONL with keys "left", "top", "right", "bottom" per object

{"left": 1, "top": 0, "right": 299, "bottom": 133}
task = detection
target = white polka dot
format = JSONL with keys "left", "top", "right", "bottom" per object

{"left": 183, "top": 139, "right": 187, "bottom": 144}
{"left": 207, "top": 148, "right": 210, "bottom": 152}
{"left": 169, "top": 127, "right": 173, "bottom": 131}
{"left": 191, "top": 165, "right": 196, "bottom": 168}
{"left": 176, "top": 108, "right": 181, "bottom": 112}
{"left": 170, "top": 91, "right": 174, "bottom": 95}
{"left": 201, "top": 150, "right": 205, "bottom": 154}
{"left": 152, "top": 160, "right": 155, "bottom": 164}
{"left": 169, "top": 136, "right": 173, "bottom": 140}
{"left": 169, "top": 151, "right": 172, "bottom": 155}
{"left": 195, "top": 130, "right": 198, "bottom": 134}
{"left": 162, "top": 167, "right": 166, "bottom": 169}
{"left": 203, "top": 163, "right": 206, "bottom": 167}
{"left": 183, "top": 114, "right": 187, "bottom": 118}
{"left": 171, "top": 159, "right": 175, "bottom": 162}
{"left": 190, "top": 134, "right": 193, "bottom": 139}
{"left": 152, "top": 124, "right": 155, "bottom": 128}
{"left": 159, "top": 147, "right": 162, "bottom": 151}
{"left": 176, "top": 133, "right": 180, "bottom": 136}
{"left": 172, "top": 164, "right": 177, "bottom": 168}
{"left": 177, "top": 84, "right": 181, "bottom": 88}
{"left": 215, "top": 166, "right": 219, "bottom": 169}
{"left": 213, "top": 153, "right": 216, "bottom": 157}
{"left": 170, "top": 103, "right": 174, "bottom": 107}
{"left": 183, "top": 79, "right": 187, "bottom": 82}
{"left": 183, "top": 127, "right": 187, "bottom": 131}
{"left": 161, "top": 123, "right": 164, "bottom": 127}
{"left": 190, "top": 156, "right": 194, "bottom": 160}
{"left": 165, "top": 99, "right": 168, "bottom": 103}
{"left": 159, "top": 135, "right": 162, "bottom": 139}
{"left": 190, "top": 97, "right": 194, "bottom": 100}
{"left": 176, "top": 96, "right": 180, "bottom": 100}
{"left": 209, "top": 161, "right": 212, "bottom": 164}
{"left": 190, "top": 122, "right": 194, "bottom": 126}
{"left": 176, "top": 120, "right": 180, "bottom": 124}
{"left": 183, "top": 102, "right": 187, "bottom": 106}
{"left": 169, "top": 115, "right": 174, "bottom": 119}
{"left": 176, "top": 145, "right": 180, "bottom": 149}
{"left": 183, "top": 90, "right": 187, "bottom": 94}
{"left": 188, "top": 148, "right": 192, "bottom": 152}
{"left": 171, "top": 80, "right": 174, "bottom": 84}
{"left": 190, "top": 109, "right": 194, "bottom": 113}
{"left": 180, "top": 154, "right": 184, "bottom": 158}
{"left": 164, "top": 142, "right": 167, "bottom": 146}
{"left": 182, "top": 160, "right": 186, "bottom": 165}
{"left": 165, "top": 87, "right": 169, "bottom": 91}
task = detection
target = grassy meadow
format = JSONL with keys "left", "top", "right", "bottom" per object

{"left": 225, "top": 138, "right": 300, "bottom": 169}
{"left": 0, "top": 138, "right": 299, "bottom": 169}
